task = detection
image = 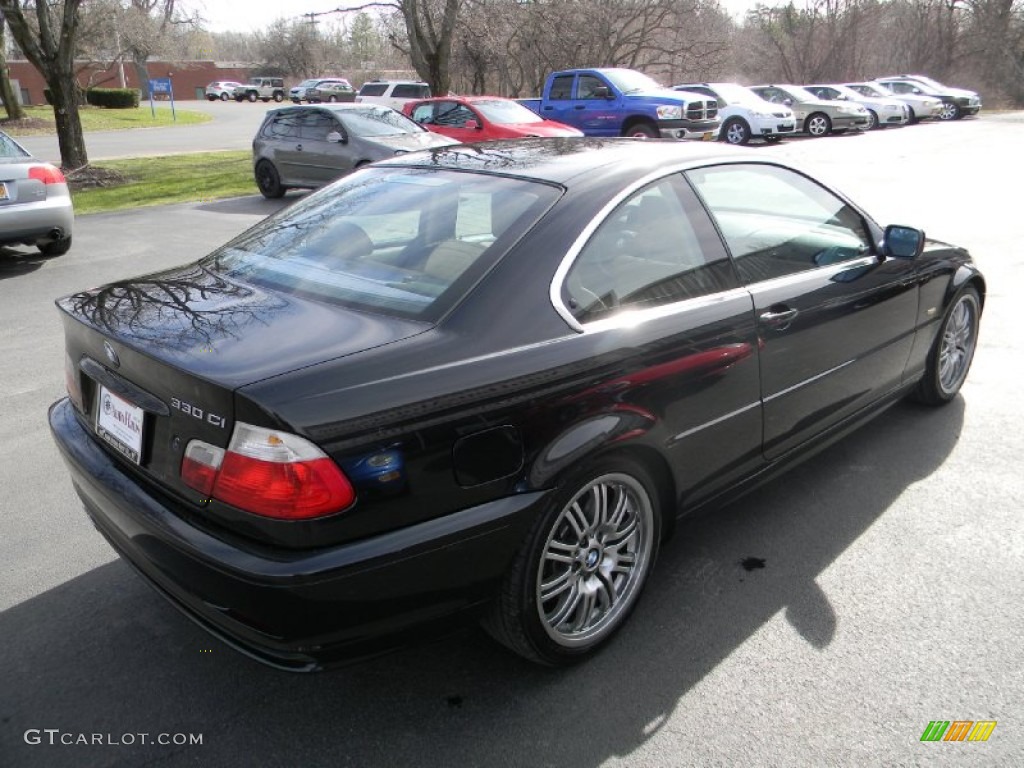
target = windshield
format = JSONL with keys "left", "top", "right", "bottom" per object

{"left": 473, "top": 100, "right": 543, "bottom": 125}
{"left": 602, "top": 70, "right": 665, "bottom": 94}
{"left": 911, "top": 75, "right": 946, "bottom": 90}
{"left": 208, "top": 168, "right": 561, "bottom": 321}
{"left": 782, "top": 85, "right": 821, "bottom": 102}
{"left": 338, "top": 107, "right": 423, "bottom": 136}
{"left": 707, "top": 83, "right": 761, "bottom": 106}
{"left": 848, "top": 83, "right": 885, "bottom": 98}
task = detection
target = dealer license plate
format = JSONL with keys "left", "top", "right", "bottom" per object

{"left": 96, "top": 386, "right": 145, "bottom": 464}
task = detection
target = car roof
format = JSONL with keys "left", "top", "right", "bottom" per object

{"left": 375, "top": 137, "right": 750, "bottom": 186}
{"left": 269, "top": 103, "right": 400, "bottom": 115}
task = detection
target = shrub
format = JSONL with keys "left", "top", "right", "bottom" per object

{"left": 85, "top": 88, "right": 141, "bottom": 109}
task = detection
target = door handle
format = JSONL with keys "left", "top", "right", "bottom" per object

{"left": 759, "top": 306, "right": 799, "bottom": 330}
{"left": 574, "top": 105, "right": 586, "bottom": 110}
{"left": 295, "top": 143, "right": 303, "bottom": 151}
{"left": 542, "top": 106, "right": 554, "bottom": 111}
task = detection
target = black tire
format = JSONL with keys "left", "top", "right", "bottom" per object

{"left": 907, "top": 106, "right": 917, "bottom": 124}
{"left": 247, "top": 91, "right": 257, "bottom": 103}
{"left": 805, "top": 112, "right": 832, "bottom": 137}
{"left": 255, "top": 161, "right": 286, "bottom": 199}
{"left": 721, "top": 118, "right": 751, "bottom": 145}
{"left": 482, "top": 455, "right": 662, "bottom": 665}
{"left": 273, "top": 92, "right": 284, "bottom": 102}
{"left": 206, "top": 95, "right": 216, "bottom": 102}
{"left": 327, "top": 95, "right": 338, "bottom": 103}
{"left": 261, "top": 97, "right": 270, "bottom": 103}
{"left": 234, "top": 95, "right": 244, "bottom": 102}
{"left": 939, "top": 101, "right": 961, "bottom": 121}
{"left": 623, "top": 122, "right": 657, "bottom": 139}
{"left": 866, "top": 109, "right": 879, "bottom": 130}
{"left": 220, "top": 92, "right": 229, "bottom": 102}
{"left": 912, "top": 286, "right": 980, "bottom": 406}
{"left": 38, "top": 236, "right": 72, "bottom": 257}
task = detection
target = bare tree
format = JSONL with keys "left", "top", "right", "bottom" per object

{"left": 1, "top": 10, "right": 26, "bottom": 120}
{"left": 0, "top": 0, "right": 87, "bottom": 170}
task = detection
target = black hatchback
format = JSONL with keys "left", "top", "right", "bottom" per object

{"left": 50, "top": 139, "right": 984, "bottom": 670}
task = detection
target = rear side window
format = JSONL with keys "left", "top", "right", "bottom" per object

{"left": 359, "top": 83, "right": 388, "bottom": 97}
{"left": 686, "top": 163, "right": 873, "bottom": 283}
{"left": 261, "top": 112, "right": 302, "bottom": 139}
{"left": 210, "top": 169, "right": 561, "bottom": 321}
{"left": 392, "top": 84, "right": 430, "bottom": 99}
{"left": 563, "top": 175, "right": 737, "bottom": 323}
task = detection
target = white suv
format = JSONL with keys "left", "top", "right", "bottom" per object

{"left": 355, "top": 80, "right": 431, "bottom": 111}
{"left": 674, "top": 82, "right": 796, "bottom": 145}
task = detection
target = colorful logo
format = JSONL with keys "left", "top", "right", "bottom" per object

{"left": 920, "top": 720, "right": 997, "bottom": 742}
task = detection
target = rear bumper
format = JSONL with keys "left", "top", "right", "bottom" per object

{"left": 0, "top": 193, "right": 74, "bottom": 246}
{"left": 49, "top": 397, "right": 545, "bottom": 670}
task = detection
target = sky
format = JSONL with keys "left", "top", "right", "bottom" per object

{"left": 191, "top": 0, "right": 759, "bottom": 34}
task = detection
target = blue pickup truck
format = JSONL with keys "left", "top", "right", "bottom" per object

{"left": 519, "top": 68, "right": 720, "bottom": 140}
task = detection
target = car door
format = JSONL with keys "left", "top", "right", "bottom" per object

{"left": 429, "top": 100, "right": 481, "bottom": 142}
{"left": 570, "top": 74, "right": 620, "bottom": 136}
{"left": 686, "top": 162, "right": 919, "bottom": 460}
{"left": 296, "top": 110, "right": 352, "bottom": 184}
{"left": 539, "top": 74, "right": 577, "bottom": 127}
{"left": 558, "top": 174, "right": 763, "bottom": 506}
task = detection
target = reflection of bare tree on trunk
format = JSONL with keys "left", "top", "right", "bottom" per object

{"left": 66, "top": 264, "right": 287, "bottom": 353}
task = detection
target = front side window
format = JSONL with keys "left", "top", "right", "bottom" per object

{"left": 577, "top": 75, "right": 608, "bottom": 100}
{"left": 563, "top": 176, "right": 737, "bottom": 324}
{"left": 208, "top": 169, "right": 561, "bottom": 321}
{"left": 393, "top": 84, "right": 430, "bottom": 99}
{"left": 686, "top": 163, "right": 873, "bottom": 284}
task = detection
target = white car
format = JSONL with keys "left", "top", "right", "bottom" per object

{"left": 843, "top": 81, "right": 943, "bottom": 123}
{"left": 0, "top": 129, "right": 74, "bottom": 256}
{"left": 205, "top": 81, "right": 242, "bottom": 101}
{"left": 673, "top": 82, "right": 796, "bottom": 144}
{"left": 805, "top": 84, "right": 909, "bottom": 130}
{"left": 355, "top": 80, "right": 431, "bottom": 111}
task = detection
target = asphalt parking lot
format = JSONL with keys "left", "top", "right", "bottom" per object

{"left": 1, "top": 116, "right": 1022, "bottom": 767}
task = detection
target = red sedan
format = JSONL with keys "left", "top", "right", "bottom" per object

{"left": 403, "top": 96, "right": 582, "bottom": 142}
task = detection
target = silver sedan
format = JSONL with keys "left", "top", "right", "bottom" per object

{"left": 0, "top": 129, "right": 74, "bottom": 256}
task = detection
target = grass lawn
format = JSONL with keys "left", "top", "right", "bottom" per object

{"left": 1, "top": 105, "right": 211, "bottom": 136}
{"left": 71, "top": 151, "right": 255, "bottom": 215}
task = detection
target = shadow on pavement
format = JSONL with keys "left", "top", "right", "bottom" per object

{"left": 0, "top": 247, "right": 49, "bottom": 280}
{"left": 0, "top": 399, "right": 964, "bottom": 768}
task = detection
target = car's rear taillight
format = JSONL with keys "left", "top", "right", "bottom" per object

{"left": 181, "top": 423, "right": 355, "bottom": 519}
{"left": 29, "top": 164, "right": 66, "bottom": 185}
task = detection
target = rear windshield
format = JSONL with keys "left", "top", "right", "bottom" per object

{"left": 207, "top": 168, "right": 561, "bottom": 321}
{"left": 0, "top": 132, "right": 29, "bottom": 158}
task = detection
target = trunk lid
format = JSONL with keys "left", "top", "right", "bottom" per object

{"left": 59, "top": 261, "right": 429, "bottom": 501}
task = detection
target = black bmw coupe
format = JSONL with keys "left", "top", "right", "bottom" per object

{"left": 49, "top": 139, "right": 984, "bottom": 670}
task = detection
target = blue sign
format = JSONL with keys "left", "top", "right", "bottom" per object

{"left": 149, "top": 78, "right": 172, "bottom": 95}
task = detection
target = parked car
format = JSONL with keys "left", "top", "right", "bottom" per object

{"left": 0, "top": 129, "right": 73, "bottom": 256}
{"left": 233, "top": 77, "right": 286, "bottom": 103}
{"left": 205, "top": 81, "right": 243, "bottom": 101}
{"left": 873, "top": 76, "right": 981, "bottom": 121}
{"left": 313, "top": 81, "right": 357, "bottom": 103}
{"left": 672, "top": 82, "right": 795, "bottom": 144}
{"left": 518, "top": 68, "right": 719, "bottom": 140}
{"left": 289, "top": 78, "right": 352, "bottom": 103}
{"left": 750, "top": 84, "right": 870, "bottom": 136}
{"left": 355, "top": 80, "right": 431, "bottom": 110}
{"left": 403, "top": 96, "right": 583, "bottom": 141}
{"left": 251, "top": 103, "right": 458, "bottom": 198}
{"left": 804, "top": 84, "right": 909, "bottom": 130}
{"left": 843, "top": 81, "right": 943, "bottom": 123}
{"left": 49, "top": 138, "right": 984, "bottom": 670}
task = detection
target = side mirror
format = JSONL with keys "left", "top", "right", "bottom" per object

{"left": 464, "top": 119, "right": 480, "bottom": 130}
{"left": 593, "top": 86, "right": 612, "bottom": 100}
{"left": 883, "top": 225, "right": 925, "bottom": 259}
{"left": 912, "top": 88, "right": 922, "bottom": 95}
{"left": 783, "top": 98, "right": 794, "bottom": 107}
{"left": 326, "top": 131, "right": 346, "bottom": 144}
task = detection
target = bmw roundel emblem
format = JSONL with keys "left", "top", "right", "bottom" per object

{"left": 103, "top": 341, "right": 120, "bottom": 368}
